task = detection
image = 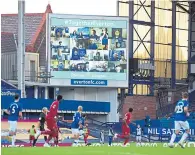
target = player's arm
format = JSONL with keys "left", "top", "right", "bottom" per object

{"left": 19, "top": 111, "right": 23, "bottom": 119}
{"left": 4, "top": 109, "right": 10, "bottom": 115}
{"left": 123, "top": 115, "right": 128, "bottom": 125}
{"left": 19, "top": 104, "right": 23, "bottom": 119}
{"left": 37, "top": 114, "right": 43, "bottom": 128}
{"left": 175, "top": 106, "right": 177, "bottom": 112}
{"left": 184, "top": 101, "right": 190, "bottom": 116}
{"left": 4, "top": 105, "right": 11, "bottom": 115}
{"left": 131, "top": 122, "right": 136, "bottom": 126}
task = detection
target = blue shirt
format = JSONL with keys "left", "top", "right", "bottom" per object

{"left": 7, "top": 101, "right": 22, "bottom": 121}
{"left": 58, "top": 63, "right": 64, "bottom": 71}
{"left": 174, "top": 99, "right": 189, "bottom": 121}
{"left": 88, "top": 44, "right": 98, "bottom": 50}
{"left": 71, "top": 55, "right": 80, "bottom": 60}
{"left": 71, "top": 111, "right": 81, "bottom": 129}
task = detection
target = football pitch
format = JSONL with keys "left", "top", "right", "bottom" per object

{"left": 1, "top": 144, "right": 195, "bottom": 155}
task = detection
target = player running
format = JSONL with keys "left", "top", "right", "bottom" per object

{"left": 168, "top": 92, "right": 190, "bottom": 148}
{"left": 32, "top": 107, "right": 48, "bottom": 147}
{"left": 71, "top": 106, "right": 83, "bottom": 144}
{"left": 114, "top": 108, "right": 133, "bottom": 147}
{"left": 83, "top": 124, "right": 90, "bottom": 145}
{"left": 1, "top": 94, "right": 22, "bottom": 147}
{"left": 35, "top": 95, "right": 63, "bottom": 147}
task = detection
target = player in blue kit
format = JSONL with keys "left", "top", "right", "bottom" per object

{"left": 169, "top": 92, "right": 190, "bottom": 148}
{"left": 1, "top": 94, "right": 23, "bottom": 147}
{"left": 71, "top": 106, "right": 83, "bottom": 144}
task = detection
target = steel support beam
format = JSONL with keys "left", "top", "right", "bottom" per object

{"left": 116, "top": 0, "right": 119, "bottom": 16}
{"left": 128, "top": 0, "right": 134, "bottom": 95}
{"left": 149, "top": 0, "right": 155, "bottom": 95}
{"left": 171, "top": 1, "right": 176, "bottom": 89}
{"left": 17, "top": 0, "right": 25, "bottom": 98}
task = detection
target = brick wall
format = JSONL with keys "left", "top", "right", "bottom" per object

{"left": 123, "top": 96, "right": 157, "bottom": 121}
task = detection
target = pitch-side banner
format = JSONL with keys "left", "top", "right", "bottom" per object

{"left": 47, "top": 14, "right": 129, "bottom": 87}
{"left": 1, "top": 89, "right": 21, "bottom": 97}
{"left": 146, "top": 128, "right": 195, "bottom": 136}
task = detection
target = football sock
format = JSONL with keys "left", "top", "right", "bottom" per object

{"left": 179, "top": 133, "right": 188, "bottom": 144}
{"left": 12, "top": 135, "right": 15, "bottom": 146}
{"left": 124, "top": 138, "right": 129, "bottom": 145}
{"left": 170, "top": 133, "right": 176, "bottom": 144}
{"left": 46, "top": 135, "right": 52, "bottom": 143}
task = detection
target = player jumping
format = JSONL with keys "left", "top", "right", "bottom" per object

{"left": 33, "top": 107, "right": 48, "bottom": 147}
{"left": 114, "top": 108, "right": 133, "bottom": 147}
{"left": 1, "top": 94, "right": 22, "bottom": 147}
{"left": 35, "top": 95, "right": 63, "bottom": 147}
{"left": 168, "top": 92, "right": 190, "bottom": 148}
{"left": 71, "top": 106, "right": 83, "bottom": 145}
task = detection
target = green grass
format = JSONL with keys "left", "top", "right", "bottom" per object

{"left": 1, "top": 143, "right": 195, "bottom": 155}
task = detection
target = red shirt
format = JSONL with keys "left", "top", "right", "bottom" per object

{"left": 47, "top": 100, "right": 59, "bottom": 118}
{"left": 124, "top": 112, "right": 132, "bottom": 124}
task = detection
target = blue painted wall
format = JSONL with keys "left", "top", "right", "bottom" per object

{"left": 1, "top": 96, "right": 110, "bottom": 112}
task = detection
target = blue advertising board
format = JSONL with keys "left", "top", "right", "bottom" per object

{"left": 1, "top": 89, "right": 21, "bottom": 97}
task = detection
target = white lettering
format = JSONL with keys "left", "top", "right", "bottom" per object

{"left": 148, "top": 128, "right": 153, "bottom": 134}
{"left": 162, "top": 128, "right": 166, "bottom": 134}
{"left": 156, "top": 128, "right": 159, "bottom": 134}
{"left": 167, "top": 129, "right": 172, "bottom": 135}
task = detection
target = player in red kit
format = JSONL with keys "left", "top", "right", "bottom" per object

{"left": 35, "top": 95, "right": 63, "bottom": 147}
{"left": 114, "top": 108, "right": 133, "bottom": 147}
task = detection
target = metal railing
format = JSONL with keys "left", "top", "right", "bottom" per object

{"left": 4, "top": 70, "right": 53, "bottom": 83}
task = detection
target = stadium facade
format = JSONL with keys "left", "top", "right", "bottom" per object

{"left": 1, "top": 1, "right": 195, "bottom": 122}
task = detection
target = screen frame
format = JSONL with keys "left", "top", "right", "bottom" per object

{"left": 46, "top": 13, "right": 129, "bottom": 88}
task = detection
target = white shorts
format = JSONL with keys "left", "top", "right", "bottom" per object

{"left": 8, "top": 121, "right": 17, "bottom": 132}
{"left": 79, "top": 130, "right": 84, "bottom": 135}
{"left": 136, "top": 136, "right": 142, "bottom": 141}
{"left": 100, "top": 138, "right": 104, "bottom": 143}
{"left": 72, "top": 128, "right": 79, "bottom": 135}
{"left": 175, "top": 121, "right": 190, "bottom": 131}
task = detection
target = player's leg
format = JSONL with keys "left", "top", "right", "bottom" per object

{"left": 33, "top": 126, "right": 47, "bottom": 147}
{"left": 71, "top": 128, "right": 78, "bottom": 144}
{"left": 35, "top": 118, "right": 54, "bottom": 139}
{"left": 108, "top": 136, "right": 112, "bottom": 146}
{"left": 76, "top": 130, "right": 80, "bottom": 143}
{"left": 178, "top": 121, "right": 190, "bottom": 147}
{"left": 169, "top": 121, "right": 181, "bottom": 147}
{"left": 123, "top": 134, "right": 130, "bottom": 146}
{"left": 84, "top": 134, "right": 88, "bottom": 144}
{"left": 139, "top": 136, "right": 142, "bottom": 143}
{"left": 54, "top": 130, "right": 59, "bottom": 147}
{"left": 115, "top": 124, "right": 129, "bottom": 139}
{"left": 136, "top": 136, "right": 138, "bottom": 143}
{"left": 8, "top": 121, "right": 17, "bottom": 147}
{"left": 72, "top": 129, "right": 80, "bottom": 144}
{"left": 79, "top": 130, "right": 84, "bottom": 140}
{"left": 30, "top": 136, "right": 35, "bottom": 147}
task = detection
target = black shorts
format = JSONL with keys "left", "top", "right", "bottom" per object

{"left": 40, "top": 126, "right": 45, "bottom": 131}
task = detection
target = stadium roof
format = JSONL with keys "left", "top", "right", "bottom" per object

{"left": 1, "top": 4, "right": 52, "bottom": 53}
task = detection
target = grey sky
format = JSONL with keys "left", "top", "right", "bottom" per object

{"left": 0, "top": 0, "right": 117, "bottom": 15}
